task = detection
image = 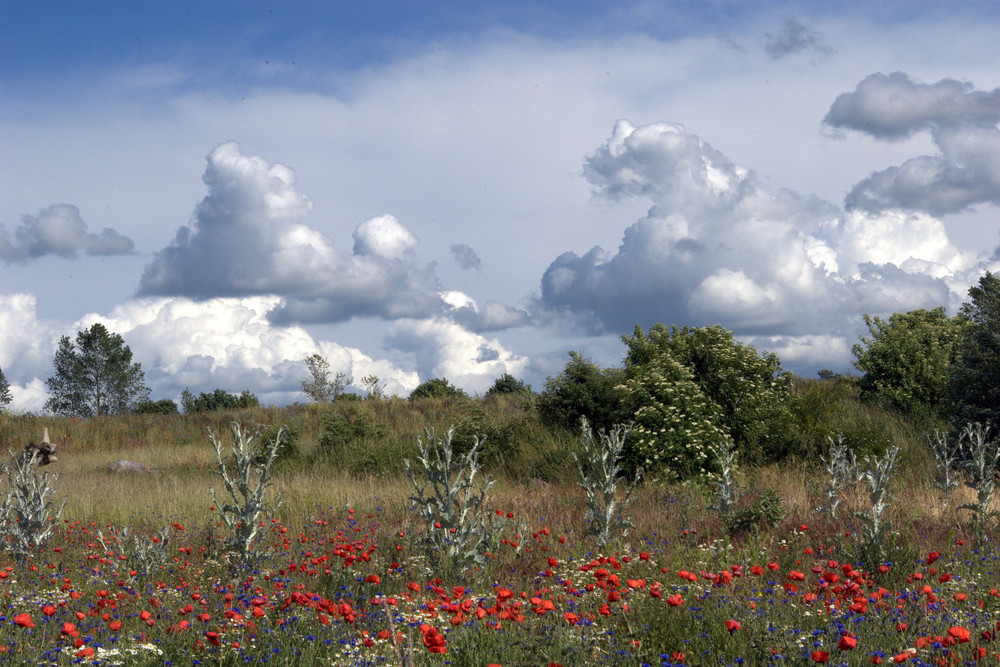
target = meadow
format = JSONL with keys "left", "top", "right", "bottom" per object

{"left": 0, "top": 390, "right": 997, "bottom": 666}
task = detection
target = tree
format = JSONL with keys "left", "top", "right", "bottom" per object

{"left": 409, "top": 377, "right": 466, "bottom": 400}
{"left": 948, "top": 271, "right": 1000, "bottom": 431}
{"left": 360, "top": 374, "right": 385, "bottom": 400}
{"left": 537, "top": 352, "right": 628, "bottom": 432}
{"left": 44, "top": 323, "right": 149, "bottom": 417}
{"left": 0, "top": 365, "right": 11, "bottom": 412}
{"left": 485, "top": 373, "right": 532, "bottom": 397}
{"left": 622, "top": 324, "right": 794, "bottom": 466}
{"left": 301, "top": 354, "right": 351, "bottom": 404}
{"left": 851, "top": 308, "right": 965, "bottom": 419}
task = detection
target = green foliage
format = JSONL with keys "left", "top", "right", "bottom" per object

{"left": 181, "top": 388, "right": 259, "bottom": 413}
{"left": 319, "top": 405, "right": 386, "bottom": 451}
{"left": 133, "top": 398, "right": 179, "bottom": 415}
{"left": 537, "top": 351, "right": 627, "bottom": 432}
{"left": 301, "top": 354, "right": 351, "bottom": 404}
{"left": 0, "top": 365, "right": 11, "bottom": 412}
{"left": 621, "top": 324, "right": 795, "bottom": 471}
{"left": 852, "top": 307, "right": 965, "bottom": 419}
{"left": 258, "top": 424, "right": 300, "bottom": 468}
{"left": 948, "top": 271, "right": 1000, "bottom": 432}
{"left": 723, "top": 488, "right": 784, "bottom": 537}
{"left": 317, "top": 404, "right": 402, "bottom": 475}
{"left": 485, "top": 373, "right": 532, "bottom": 396}
{"left": 619, "top": 353, "right": 731, "bottom": 479}
{"left": 409, "top": 377, "right": 466, "bottom": 400}
{"left": 44, "top": 323, "right": 150, "bottom": 418}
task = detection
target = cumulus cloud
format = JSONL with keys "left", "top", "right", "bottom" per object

{"left": 825, "top": 73, "right": 1000, "bottom": 214}
{"left": 0, "top": 293, "right": 60, "bottom": 382}
{"left": 81, "top": 296, "right": 421, "bottom": 403}
{"left": 450, "top": 243, "right": 482, "bottom": 270}
{"left": 384, "top": 317, "right": 529, "bottom": 395}
{"left": 763, "top": 16, "right": 831, "bottom": 60}
{"left": 537, "top": 119, "right": 980, "bottom": 345}
{"left": 136, "top": 142, "right": 529, "bottom": 330}
{"left": 441, "top": 290, "right": 530, "bottom": 332}
{"left": 0, "top": 204, "right": 135, "bottom": 262}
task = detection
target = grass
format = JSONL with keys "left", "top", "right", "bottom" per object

{"left": 0, "top": 392, "right": 997, "bottom": 665}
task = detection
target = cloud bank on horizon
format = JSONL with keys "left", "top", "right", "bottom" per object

{"left": 3, "top": 6, "right": 1000, "bottom": 412}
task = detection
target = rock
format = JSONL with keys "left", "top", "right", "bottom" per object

{"left": 108, "top": 460, "right": 154, "bottom": 474}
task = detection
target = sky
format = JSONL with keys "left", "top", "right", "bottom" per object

{"left": 3, "top": 1, "right": 1000, "bottom": 411}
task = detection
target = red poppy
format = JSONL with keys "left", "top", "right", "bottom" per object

{"left": 725, "top": 619, "right": 741, "bottom": 634}
{"left": 13, "top": 614, "right": 33, "bottom": 629}
{"left": 839, "top": 635, "right": 857, "bottom": 651}
{"left": 811, "top": 650, "right": 829, "bottom": 662}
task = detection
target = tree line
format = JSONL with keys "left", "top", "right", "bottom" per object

{"left": 2, "top": 271, "right": 999, "bottom": 480}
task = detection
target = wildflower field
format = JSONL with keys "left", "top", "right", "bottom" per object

{"left": 0, "top": 406, "right": 999, "bottom": 667}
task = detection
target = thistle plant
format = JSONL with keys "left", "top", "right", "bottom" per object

{"left": 208, "top": 422, "right": 286, "bottom": 563}
{"left": 853, "top": 445, "right": 900, "bottom": 561}
{"left": 573, "top": 418, "right": 638, "bottom": 550}
{"left": 954, "top": 423, "right": 1000, "bottom": 542}
{"left": 405, "top": 427, "right": 513, "bottom": 575}
{"left": 0, "top": 448, "right": 67, "bottom": 557}
{"left": 707, "top": 438, "right": 740, "bottom": 516}
{"left": 815, "top": 435, "right": 860, "bottom": 519}
{"left": 96, "top": 525, "right": 171, "bottom": 580}
{"left": 927, "top": 429, "right": 962, "bottom": 499}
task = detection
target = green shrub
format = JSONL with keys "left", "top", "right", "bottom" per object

{"left": 723, "top": 488, "right": 784, "bottom": 537}
{"left": 537, "top": 351, "right": 627, "bottom": 432}
{"left": 485, "top": 373, "right": 532, "bottom": 396}
{"left": 622, "top": 324, "right": 797, "bottom": 467}
{"left": 181, "top": 388, "right": 259, "bottom": 413}
{"left": 134, "top": 398, "right": 179, "bottom": 415}
{"left": 409, "top": 378, "right": 465, "bottom": 400}
{"left": 257, "top": 424, "right": 300, "bottom": 468}
{"left": 619, "top": 353, "right": 731, "bottom": 480}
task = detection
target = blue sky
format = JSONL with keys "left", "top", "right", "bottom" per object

{"left": 3, "top": 2, "right": 1000, "bottom": 410}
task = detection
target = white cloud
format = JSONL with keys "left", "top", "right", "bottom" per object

{"left": 537, "top": 119, "right": 983, "bottom": 343}
{"left": 135, "top": 142, "right": 530, "bottom": 331}
{"left": 0, "top": 293, "right": 59, "bottom": 382}
{"left": 825, "top": 73, "right": 1000, "bottom": 214}
{"left": 1, "top": 204, "right": 134, "bottom": 262}
{"left": 84, "top": 296, "right": 422, "bottom": 403}
{"left": 385, "top": 317, "right": 529, "bottom": 395}
{"left": 353, "top": 214, "right": 418, "bottom": 260}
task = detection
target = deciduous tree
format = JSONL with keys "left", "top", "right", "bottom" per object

{"left": 948, "top": 271, "right": 1000, "bottom": 431}
{"left": 300, "top": 354, "right": 351, "bottom": 404}
{"left": 852, "top": 307, "right": 965, "bottom": 419}
{"left": 0, "top": 365, "right": 11, "bottom": 412}
{"left": 537, "top": 352, "right": 627, "bottom": 432}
